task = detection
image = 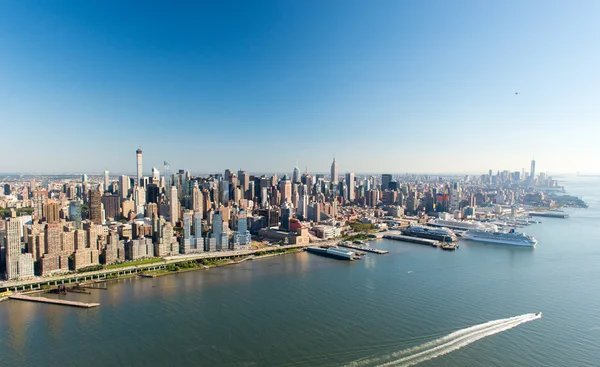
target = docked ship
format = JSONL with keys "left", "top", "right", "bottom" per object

{"left": 462, "top": 228, "right": 538, "bottom": 247}
{"left": 402, "top": 225, "right": 458, "bottom": 242}
{"left": 429, "top": 218, "right": 498, "bottom": 232}
{"left": 306, "top": 246, "right": 357, "bottom": 260}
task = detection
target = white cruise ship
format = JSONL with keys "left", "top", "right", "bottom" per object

{"left": 462, "top": 229, "right": 537, "bottom": 247}
{"left": 429, "top": 218, "right": 498, "bottom": 232}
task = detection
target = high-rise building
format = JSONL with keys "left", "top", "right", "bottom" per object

{"left": 530, "top": 159, "right": 536, "bottom": 186}
{"left": 104, "top": 170, "right": 109, "bottom": 192}
{"left": 69, "top": 201, "right": 82, "bottom": 229}
{"left": 5, "top": 218, "right": 34, "bottom": 280}
{"left": 43, "top": 200, "right": 60, "bottom": 223}
{"left": 279, "top": 177, "right": 292, "bottom": 205}
{"left": 330, "top": 158, "right": 338, "bottom": 184}
{"left": 381, "top": 174, "right": 392, "bottom": 191}
{"left": 119, "top": 175, "right": 130, "bottom": 199}
{"left": 89, "top": 188, "right": 104, "bottom": 225}
{"left": 192, "top": 182, "right": 203, "bottom": 213}
{"left": 169, "top": 186, "right": 179, "bottom": 225}
{"left": 232, "top": 210, "right": 251, "bottom": 250}
{"left": 238, "top": 170, "right": 249, "bottom": 193}
{"left": 211, "top": 210, "right": 229, "bottom": 251}
{"left": 146, "top": 184, "right": 160, "bottom": 204}
{"left": 345, "top": 172, "right": 355, "bottom": 202}
{"left": 101, "top": 194, "right": 121, "bottom": 220}
{"left": 151, "top": 167, "right": 160, "bottom": 184}
{"left": 32, "top": 189, "right": 48, "bottom": 219}
{"left": 292, "top": 165, "right": 300, "bottom": 184}
{"left": 280, "top": 203, "right": 293, "bottom": 231}
{"left": 136, "top": 148, "right": 143, "bottom": 186}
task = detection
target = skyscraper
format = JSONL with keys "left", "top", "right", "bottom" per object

{"left": 5, "top": 218, "right": 34, "bottom": 280}
{"left": 292, "top": 165, "right": 300, "bottom": 184}
{"left": 169, "top": 186, "right": 179, "bottom": 225}
{"left": 330, "top": 158, "right": 338, "bottom": 184}
{"left": 192, "top": 182, "right": 203, "bottom": 214}
{"left": 104, "top": 170, "right": 109, "bottom": 192}
{"left": 345, "top": 172, "right": 355, "bottom": 202}
{"left": 151, "top": 167, "right": 160, "bottom": 184}
{"left": 32, "top": 190, "right": 48, "bottom": 219}
{"left": 136, "top": 148, "right": 143, "bottom": 186}
{"left": 238, "top": 170, "right": 249, "bottom": 193}
{"left": 279, "top": 177, "right": 292, "bottom": 205}
{"left": 232, "top": 210, "right": 251, "bottom": 250}
{"left": 381, "top": 174, "right": 392, "bottom": 191}
{"left": 89, "top": 187, "right": 104, "bottom": 225}
{"left": 530, "top": 159, "right": 536, "bottom": 186}
{"left": 119, "top": 174, "right": 130, "bottom": 199}
{"left": 211, "top": 210, "right": 229, "bottom": 251}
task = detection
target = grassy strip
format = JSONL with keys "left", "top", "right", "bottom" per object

{"left": 104, "top": 258, "right": 164, "bottom": 270}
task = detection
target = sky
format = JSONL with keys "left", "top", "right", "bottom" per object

{"left": 0, "top": 1, "right": 599, "bottom": 175}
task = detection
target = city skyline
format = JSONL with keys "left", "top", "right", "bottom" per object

{"left": 1, "top": 1, "right": 599, "bottom": 173}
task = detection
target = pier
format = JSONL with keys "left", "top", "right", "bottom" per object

{"left": 528, "top": 212, "right": 569, "bottom": 219}
{"left": 383, "top": 234, "right": 440, "bottom": 247}
{"left": 338, "top": 243, "right": 388, "bottom": 254}
{"left": 9, "top": 293, "right": 100, "bottom": 308}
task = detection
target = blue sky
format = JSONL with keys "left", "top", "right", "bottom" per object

{"left": 0, "top": 1, "right": 599, "bottom": 175}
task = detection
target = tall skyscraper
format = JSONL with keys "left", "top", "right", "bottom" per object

{"left": 330, "top": 158, "right": 338, "bottom": 184}
{"left": 381, "top": 174, "right": 392, "bottom": 191}
{"left": 101, "top": 194, "right": 121, "bottom": 220}
{"left": 119, "top": 175, "right": 130, "bottom": 199}
{"left": 43, "top": 200, "right": 60, "bottom": 223}
{"left": 169, "top": 186, "right": 179, "bottom": 225}
{"left": 292, "top": 165, "right": 300, "bottom": 184}
{"left": 232, "top": 210, "right": 250, "bottom": 249}
{"left": 238, "top": 170, "right": 249, "bottom": 193}
{"left": 151, "top": 167, "right": 160, "bottom": 184}
{"left": 192, "top": 182, "right": 203, "bottom": 214}
{"left": 5, "top": 218, "right": 34, "bottom": 280}
{"left": 32, "top": 190, "right": 48, "bottom": 219}
{"left": 69, "top": 201, "right": 82, "bottom": 229}
{"left": 136, "top": 148, "right": 143, "bottom": 186}
{"left": 89, "top": 188, "right": 104, "bottom": 225}
{"left": 279, "top": 177, "right": 292, "bottom": 205}
{"left": 211, "top": 210, "right": 229, "bottom": 251}
{"left": 530, "top": 159, "right": 536, "bottom": 186}
{"left": 104, "top": 170, "right": 109, "bottom": 192}
{"left": 345, "top": 172, "right": 355, "bottom": 202}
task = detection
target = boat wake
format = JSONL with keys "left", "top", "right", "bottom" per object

{"left": 344, "top": 313, "right": 541, "bottom": 367}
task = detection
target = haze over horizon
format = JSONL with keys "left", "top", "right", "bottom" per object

{"left": 1, "top": 1, "right": 599, "bottom": 174}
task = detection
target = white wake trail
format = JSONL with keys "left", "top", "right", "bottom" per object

{"left": 344, "top": 313, "right": 541, "bottom": 367}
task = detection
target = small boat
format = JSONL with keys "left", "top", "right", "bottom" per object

{"left": 441, "top": 243, "right": 458, "bottom": 251}
{"left": 536, "top": 312, "right": 543, "bottom": 318}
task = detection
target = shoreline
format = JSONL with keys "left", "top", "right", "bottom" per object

{"left": 2, "top": 247, "right": 309, "bottom": 298}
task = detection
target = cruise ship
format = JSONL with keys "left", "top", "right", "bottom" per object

{"left": 429, "top": 218, "right": 498, "bottom": 232}
{"left": 462, "top": 229, "right": 537, "bottom": 247}
{"left": 403, "top": 225, "right": 458, "bottom": 242}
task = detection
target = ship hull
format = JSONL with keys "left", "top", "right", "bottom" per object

{"left": 462, "top": 235, "right": 536, "bottom": 247}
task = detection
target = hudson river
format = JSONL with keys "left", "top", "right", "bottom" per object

{"left": 1, "top": 178, "right": 599, "bottom": 366}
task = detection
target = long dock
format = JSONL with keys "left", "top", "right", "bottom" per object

{"left": 383, "top": 234, "right": 440, "bottom": 247}
{"left": 9, "top": 293, "right": 100, "bottom": 308}
{"left": 338, "top": 243, "right": 388, "bottom": 254}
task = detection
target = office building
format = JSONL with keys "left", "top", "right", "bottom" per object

{"left": 136, "top": 148, "right": 143, "bottom": 186}
{"left": 232, "top": 210, "right": 251, "bottom": 250}
{"left": 89, "top": 188, "right": 104, "bottom": 225}
{"left": 330, "top": 158, "right": 338, "bottom": 184}
{"left": 169, "top": 186, "right": 179, "bottom": 224}
{"left": 104, "top": 170, "right": 109, "bottom": 192}
{"left": 345, "top": 172, "right": 355, "bottom": 202}
{"left": 381, "top": 174, "right": 392, "bottom": 191}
